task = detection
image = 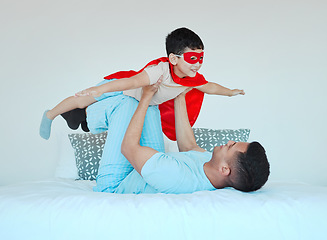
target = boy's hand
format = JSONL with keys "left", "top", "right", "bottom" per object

{"left": 230, "top": 89, "right": 245, "bottom": 96}
{"left": 75, "top": 86, "right": 102, "bottom": 98}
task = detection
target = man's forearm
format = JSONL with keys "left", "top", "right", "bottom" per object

{"left": 174, "top": 94, "right": 199, "bottom": 152}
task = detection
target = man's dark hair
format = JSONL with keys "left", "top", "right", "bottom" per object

{"left": 165, "top": 27, "right": 204, "bottom": 56}
{"left": 232, "top": 141, "right": 270, "bottom": 192}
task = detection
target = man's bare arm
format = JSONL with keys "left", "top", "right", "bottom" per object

{"left": 174, "top": 90, "right": 205, "bottom": 152}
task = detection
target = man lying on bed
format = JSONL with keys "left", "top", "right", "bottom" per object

{"left": 117, "top": 83, "right": 270, "bottom": 194}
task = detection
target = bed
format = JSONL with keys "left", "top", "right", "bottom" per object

{"left": 1, "top": 129, "right": 327, "bottom": 240}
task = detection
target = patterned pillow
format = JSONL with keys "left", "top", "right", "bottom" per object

{"left": 192, "top": 128, "right": 250, "bottom": 152}
{"left": 67, "top": 128, "right": 250, "bottom": 180}
{"left": 68, "top": 131, "right": 107, "bottom": 180}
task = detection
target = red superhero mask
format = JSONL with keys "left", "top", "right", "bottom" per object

{"left": 176, "top": 51, "right": 204, "bottom": 64}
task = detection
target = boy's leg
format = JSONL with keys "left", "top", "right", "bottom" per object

{"left": 60, "top": 79, "right": 121, "bottom": 133}
{"left": 40, "top": 79, "right": 120, "bottom": 140}
{"left": 39, "top": 95, "right": 96, "bottom": 140}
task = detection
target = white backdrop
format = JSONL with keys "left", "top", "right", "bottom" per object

{"left": 0, "top": 0, "right": 326, "bottom": 186}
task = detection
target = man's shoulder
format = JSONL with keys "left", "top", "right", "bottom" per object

{"left": 167, "top": 150, "right": 211, "bottom": 159}
{"left": 187, "top": 150, "right": 212, "bottom": 156}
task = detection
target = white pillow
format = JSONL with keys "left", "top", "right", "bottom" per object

{"left": 55, "top": 131, "right": 79, "bottom": 179}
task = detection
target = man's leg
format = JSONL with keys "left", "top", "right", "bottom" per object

{"left": 113, "top": 105, "right": 165, "bottom": 194}
{"left": 140, "top": 105, "right": 165, "bottom": 153}
{"left": 87, "top": 90, "right": 164, "bottom": 193}
{"left": 88, "top": 94, "right": 138, "bottom": 192}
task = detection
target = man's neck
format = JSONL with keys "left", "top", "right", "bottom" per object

{"left": 203, "top": 161, "right": 227, "bottom": 189}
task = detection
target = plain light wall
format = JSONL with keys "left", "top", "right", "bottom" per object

{"left": 0, "top": 0, "right": 326, "bottom": 186}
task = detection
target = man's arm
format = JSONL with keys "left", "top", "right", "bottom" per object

{"left": 121, "top": 80, "right": 161, "bottom": 175}
{"left": 75, "top": 70, "right": 150, "bottom": 97}
{"left": 195, "top": 82, "right": 245, "bottom": 96}
{"left": 174, "top": 90, "right": 205, "bottom": 153}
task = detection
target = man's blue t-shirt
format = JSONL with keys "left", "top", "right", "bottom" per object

{"left": 115, "top": 151, "right": 215, "bottom": 194}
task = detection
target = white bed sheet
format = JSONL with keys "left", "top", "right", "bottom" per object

{"left": 0, "top": 178, "right": 326, "bottom": 240}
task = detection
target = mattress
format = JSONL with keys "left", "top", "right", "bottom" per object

{"left": 0, "top": 178, "right": 326, "bottom": 240}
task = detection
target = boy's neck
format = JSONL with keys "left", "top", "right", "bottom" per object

{"left": 172, "top": 65, "right": 186, "bottom": 78}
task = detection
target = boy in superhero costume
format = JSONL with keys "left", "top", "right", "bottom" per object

{"left": 40, "top": 27, "right": 244, "bottom": 141}
{"left": 40, "top": 27, "right": 245, "bottom": 192}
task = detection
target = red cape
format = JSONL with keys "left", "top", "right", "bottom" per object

{"left": 104, "top": 57, "right": 207, "bottom": 141}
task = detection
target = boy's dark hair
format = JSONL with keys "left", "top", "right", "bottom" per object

{"left": 165, "top": 27, "right": 204, "bottom": 56}
{"left": 232, "top": 141, "right": 270, "bottom": 192}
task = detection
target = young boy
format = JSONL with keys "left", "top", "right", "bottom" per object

{"left": 40, "top": 27, "right": 244, "bottom": 141}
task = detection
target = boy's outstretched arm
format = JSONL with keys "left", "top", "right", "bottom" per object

{"left": 195, "top": 82, "right": 245, "bottom": 96}
{"left": 121, "top": 79, "right": 162, "bottom": 175}
{"left": 174, "top": 89, "right": 205, "bottom": 153}
{"left": 76, "top": 71, "right": 150, "bottom": 97}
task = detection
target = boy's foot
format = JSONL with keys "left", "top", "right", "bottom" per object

{"left": 39, "top": 110, "right": 53, "bottom": 140}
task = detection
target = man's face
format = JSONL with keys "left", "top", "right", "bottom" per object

{"left": 213, "top": 141, "right": 249, "bottom": 165}
{"left": 174, "top": 48, "right": 204, "bottom": 78}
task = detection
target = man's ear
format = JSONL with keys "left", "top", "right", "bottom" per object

{"left": 169, "top": 53, "right": 178, "bottom": 65}
{"left": 220, "top": 165, "right": 231, "bottom": 176}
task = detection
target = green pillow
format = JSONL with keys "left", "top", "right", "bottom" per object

{"left": 192, "top": 128, "right": 250, "bottom": 152}
{"left": 68, "top": 132, "right": 107, "bottom": 180}
{"left": 68, "top": 128, "right": 250, "bottom": 180}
